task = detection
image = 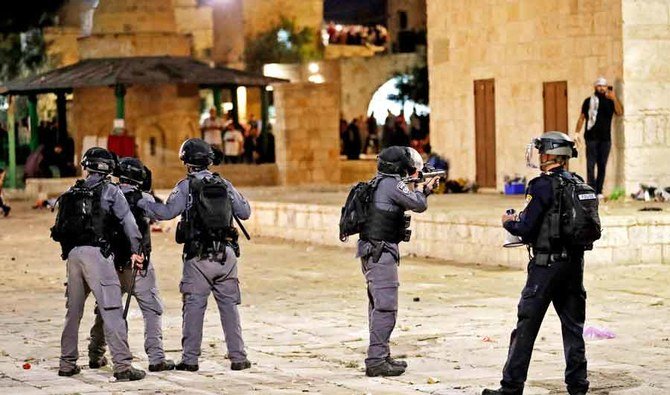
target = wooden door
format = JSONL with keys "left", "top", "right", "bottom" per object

{"left": 543, "top": 81, "right": 568, "bottom": 132}
{"left": 474, "top": 79, "right": 496, "bottom": 188}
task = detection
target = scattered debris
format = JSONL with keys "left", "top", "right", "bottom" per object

{"left": 583, "top": 325, "right": 616, "bottom": 340}
{"left": 22, "top": 363, "right": 31, "bottom": 370}
{"left": 427, "top": 377, "right": 440, "bottom": 384}
{"left": 413, "top": 297, "right": 420, "bottom": 302}
{"left": 482, "top": 336, "right": 496, "bottom": 343}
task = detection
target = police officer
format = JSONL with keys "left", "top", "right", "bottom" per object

{"left": 483, "top": 132, "right": 589, "bottom": 395}
{"left": 88, "top": 157, "right": 175, "bottom": 372}
{"left": 137, "top": 138, "right": 252, "bottom": 372}
{"left": 358, "top": 146, "right": 439, "bottom": 377}
{"left": 53, "top": 147, "right": 146, "bottom": 381}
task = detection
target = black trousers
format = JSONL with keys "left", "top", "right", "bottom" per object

{"left": 586, "top": 140, "right": 611, "bottom": 195}
{"left": 501, "top": 252, "right": 589, "bottom": 394}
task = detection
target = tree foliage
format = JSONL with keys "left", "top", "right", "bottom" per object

{"left": 244, "top": 16, "right": 321, "bottom": 73}
{"left": 388, "top": 65, "right": 429, "bottom": 106}
{"left": 0, "top": 0, "right": 66, "bottom": 82}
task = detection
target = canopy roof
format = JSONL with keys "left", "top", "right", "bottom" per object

{"left": 1, "top": 56, "right": 286, "bottom": 95}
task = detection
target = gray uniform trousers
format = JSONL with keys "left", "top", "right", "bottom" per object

{"left": 180, "top": 246, "right": 246, "bottom": 365}
{"left": 60, "top": 246, "right": 133, "bottom": 373}
{"left": 360, "top": 242, "right": 400, "bottom": 368}
{"left": 89, "top": 264, "right": 166, "bottom": 365}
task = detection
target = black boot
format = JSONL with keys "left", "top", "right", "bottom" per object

{"left": 175, "top": 361, "right": 199, "bottom": 372}
{"left": 482, "top": 387, "right": 523, "bottom": 395}
{"left": 58, "top": 365, "right": 81, "bottom": 377}
{"left": 365, "top": 361, "right": 405, "bottom": 377}
{"left": 89, "top": 356, "right": 108, "bottom": 369}
{"left": 113, "top": 366, "right": 146, "bottom": 382}
{"left": 231, "top": 359, "right": 251, "bottom": 371}
{"left": 149, "top": 359, "right": 176, "bottom": 372}
{"left": 3, "top": 206, "right": 10, "bottom": 217}
{"left": 386, "top": 356, "right": 408, "bottom": 368}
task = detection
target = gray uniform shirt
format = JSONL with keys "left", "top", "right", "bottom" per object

{"left": 357, "top": 173, "right": 428, "bottom": 258}
{"left": 137, "top": 170, "right": 251, "bottom": 221}
{"left": 84, "top": 173, "right": 142, "bottom": 254}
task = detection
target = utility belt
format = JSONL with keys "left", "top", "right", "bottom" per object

{"left": 359, "top": 239, "right": 400, "bottom": 263}
{"left": 531, "top": 247, "right": 579, "bottom": 267}
{"left": 60, "top": 240, "right": 112, "bottom": 260}
{"left": 183, "top": 240, "right": 240, "bottom": 262}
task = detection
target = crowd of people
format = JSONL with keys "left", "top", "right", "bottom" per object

{"left": 0, "top": 118, "right": 76, "bottom": 181}
{"left": 324, "top": 22, "right": 388, "bottom": 47}
{"left": 340, "top": 108, "right": 430, "bottom": 160}
{"left": 200, "top": 108, "right": 275, "bottom": 165}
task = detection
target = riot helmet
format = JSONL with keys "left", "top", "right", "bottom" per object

{"left": 179, "top": 138, "right": 214, "bottom": 169}
{"left": 525, "top": 131, "right": 578, "bottom": 169}
{"left": 407, "top": 147, "right": 424, "bottom": 176}
{"left": 117, "top": 157, "right": 147, "bottom": 187}
{"left": 377, "top": 146, "right": 413, "bottom": 177}
{"left": 81, "top": 147, "right": 117, "bottom": 175}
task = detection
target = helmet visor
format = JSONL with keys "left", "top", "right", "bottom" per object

{"left": 525, "top": 138, "right": 541, "bottom": 169}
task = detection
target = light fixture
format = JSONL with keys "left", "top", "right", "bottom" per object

{"left": 308, "top": 62, "right": 319, "bottom": 74}
{"left": 308, "top": 74, "right": 325, "bottom": 84}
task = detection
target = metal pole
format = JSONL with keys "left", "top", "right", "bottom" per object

{"left": 115, "top": 84, "right": 126, "bottom": 119}
{"left": 230, "top": 86, "right": 239, "bottom": 124}
{"left": 6, "top": 96, "right": 17, "bottom": 188}
{"left": 260, "top": 86, "right": 270, "bottom": 155}
{"left": 27, "top": 94, "right": 39, "bottom": 150}
{"left": 56, "top": 92, "right": 67, "bottom": 140}
{"left": 212, "top": 87, "right": 222, "bottom": 116}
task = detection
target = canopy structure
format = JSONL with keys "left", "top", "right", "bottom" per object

{"left": 0, "top": 56, "right": 286, "bottom": 95}
{"left": 0, "top": 56, "right": 286, "bottom": 188}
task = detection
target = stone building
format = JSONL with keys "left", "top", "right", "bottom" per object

{"left": 427, "top": 0, "right": 670, "bottom": 193}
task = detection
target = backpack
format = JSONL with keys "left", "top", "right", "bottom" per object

{"left": 339, "top": 177, "right": 380, "bottom": 242}
{"left": 554, "top": 173, "right": 602, "bottom": 249}
{"left": 50, "top": 179, "right": 108, "bottom": 259}
{"left": 109, "top": 188, "right": 151, "bottom": 268}
{"left": 180, "top": 173, "right": 234, "bottom": 245}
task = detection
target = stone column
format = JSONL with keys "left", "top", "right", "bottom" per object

{"left": 273, "top": 82, "right": 341, "bottom": 185}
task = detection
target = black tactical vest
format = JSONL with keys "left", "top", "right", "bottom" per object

{"left": 361, "top": 206, "right": 406, "bottom": 243}
{"left": 109, "top": 187, "right": 151, "bottom": 268}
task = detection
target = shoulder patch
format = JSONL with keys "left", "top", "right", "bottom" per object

{"left": 396, "top": 181, "right": 411, "bottom": 194}
{"left": 525, "top": 194, "right": 533, "bottom": 203}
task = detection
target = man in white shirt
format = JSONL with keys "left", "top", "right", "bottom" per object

{"left": 200, "top": 108, "right": 224, "bottom": 149}
{"left": 223, "top": 122, "right": 244, "bottom": 164}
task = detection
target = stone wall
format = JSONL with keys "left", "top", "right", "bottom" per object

{"left": 70, "top": 84, "right": 200, "bottom": 180}
{"left": 387, "top": 0, "right": 427, "bottom": 47}
{"left": 339, "top": 53, "right": 421, "bottom": 121}
{"left": 212, "top": 0, "right": 323, "bottom": 68}
{"left": 241, "top": 200, "right": 670, "bottom": 268}
{"left": 621, "top": 0, "right": 670, "bottom": 192}
{"left": 43, "top": 27, "right": 80, "bottom": 67}
{"left": 340, "top": 159, "right": 377, "bottom": 185}
{"left": 273, "top": 83, "right": 341, "bottom": 185}
{"left": 427, "top": 0, "right": 624, "bottom": 191}
{"left": 174, "top": 0, "right": 214, "bottom": 60}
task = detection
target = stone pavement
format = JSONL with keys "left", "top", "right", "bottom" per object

{"left": 0, "top": 202, "right": 669, "bottom": 394}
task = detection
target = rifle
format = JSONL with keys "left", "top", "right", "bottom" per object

{"left": 233, "top": 213, "right": 251, "bottom": 240}
{"left": 402, "top": 170, "right": 446, "bottom": 184}
{"left": 123, "top": 266, "right": 138, "bottom": 320}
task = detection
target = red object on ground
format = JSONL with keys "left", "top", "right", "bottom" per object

{"left": 22, "top": 362, "right": 31, "bottom": 369}
{"left": 107, "top": 135, "right": 136, "bottom": 157}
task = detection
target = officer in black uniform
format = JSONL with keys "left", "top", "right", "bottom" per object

{"left": 358, "top": 146, "right": 439, "bottom": 377}
{"left": 483, "top": 132, "right": 590, "bottom": 395}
